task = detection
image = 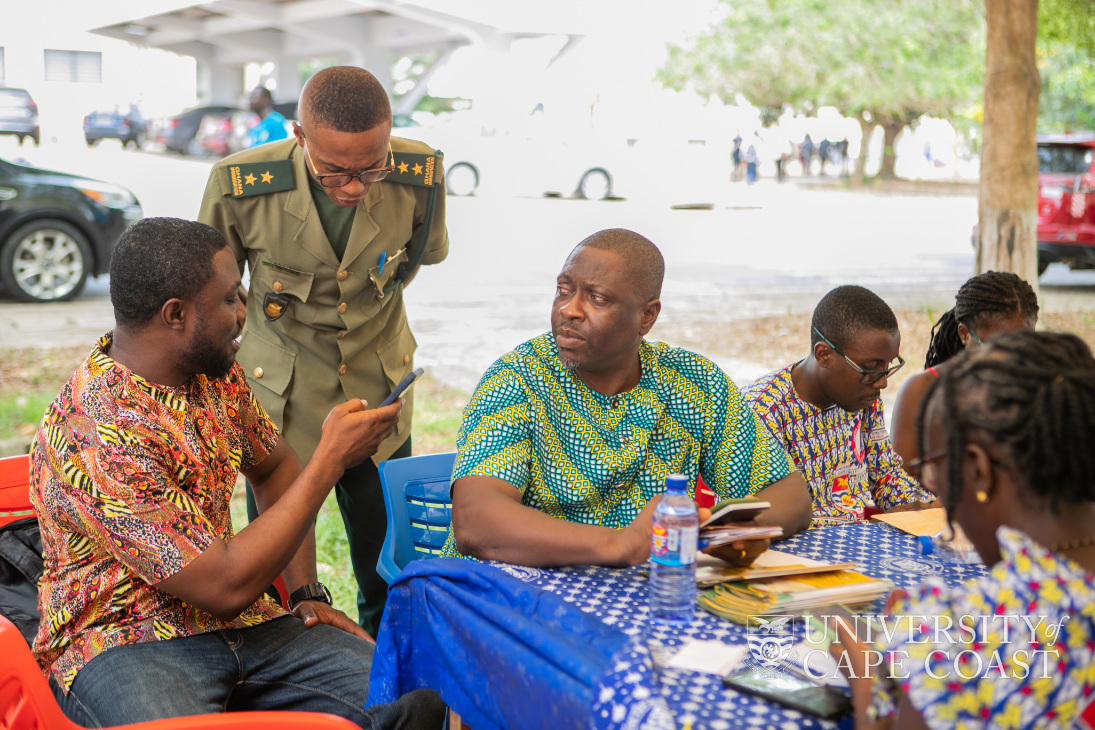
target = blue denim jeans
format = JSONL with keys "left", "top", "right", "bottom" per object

{"left": 51, "top": 615, "right": 443, "bottom": 729}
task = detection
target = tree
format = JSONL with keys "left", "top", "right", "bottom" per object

{"left": 658, "top": 0, "right": 985, "bottom": 181}
{"left": 975, "top": 0, "right": 1040, "bottom": 283}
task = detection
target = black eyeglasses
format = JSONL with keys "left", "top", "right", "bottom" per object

{"left": 813, "top": 327, "right": 905, "bottom": 384}
{"left": 905, "top": 448, "right": 946, "bottom": 492}
{"left": 304, "top": 143, "right": 395, "bottom": 188}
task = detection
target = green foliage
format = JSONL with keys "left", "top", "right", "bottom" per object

{"left": 1036, "top": 41, "right": 1095, "bottom": 133}
{"left": 1039, "top": 0, "right": 1095, "bottom": 55}
{"left": 659, "top": 0, "right": 986, "bottom": 128}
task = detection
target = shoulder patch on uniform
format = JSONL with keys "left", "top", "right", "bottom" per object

{"left": 224, "top": 160, "right": 295, "bottom": 198}
{"left": 386, "top": 150, "right": 443, "bottom": 188}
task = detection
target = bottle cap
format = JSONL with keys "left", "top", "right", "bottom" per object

{"left": 665, "top": 474, "right": 689, "bottom": 493}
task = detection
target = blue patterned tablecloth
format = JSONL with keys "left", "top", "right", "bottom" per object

{"left": 369, "top": 522, "right": 989, "bottom": 730}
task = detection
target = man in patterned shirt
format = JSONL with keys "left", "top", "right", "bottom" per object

{"left": 743, "top": 285, "right": 935, "bottom": 527}
{"left": 444, "top": 228, "right": 812, "bottom": 567}
{"left": 30, "top": 218, "right": 441, "bottom": 728}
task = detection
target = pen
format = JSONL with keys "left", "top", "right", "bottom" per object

{"left": 378, "top": 251, "right": 387, "bottom": 270}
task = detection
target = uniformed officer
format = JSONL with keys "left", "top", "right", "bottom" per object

{"left": 198, "top": 66, "right": 448, "bottom": 636}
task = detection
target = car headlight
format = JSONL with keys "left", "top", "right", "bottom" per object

{"left": 1040, "top": 186, "right": 1065, "bottom": 200}
{"left": 77, "top": 179, "right": 137, "bottom": 209}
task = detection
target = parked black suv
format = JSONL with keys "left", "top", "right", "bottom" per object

{"left": 0, "top": 156, "right": 142, "bottom": 302}
{"left": 0, "top": 88, "right": 40, "bottom": 146}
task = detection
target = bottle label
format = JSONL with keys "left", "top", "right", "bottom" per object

{"left": 651, "top": 525, "right": 697, "bottom": 566}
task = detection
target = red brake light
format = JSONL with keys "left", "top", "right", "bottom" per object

{"left": 83, "top": 116, "right": 89, "bottom": 124}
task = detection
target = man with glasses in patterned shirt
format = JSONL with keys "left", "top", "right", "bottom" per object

{"left": 743, "top": 285, "right": 936, "bottom": 527}
{"left": 199, "top": 66, "right": 448, "bottom": 637}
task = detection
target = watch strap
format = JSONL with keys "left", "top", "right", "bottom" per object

{"left": 287, "top": 582, "right": 332, "bottom": 610}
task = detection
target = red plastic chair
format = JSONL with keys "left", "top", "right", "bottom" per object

{"left": 0, "top": 454, "right": 34, "bottom": 529}
{"left": 0, "top": 613, "right": 360, "bottom": 730}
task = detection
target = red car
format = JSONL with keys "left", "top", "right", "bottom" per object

{"left": 1036, "top": 133, "right": 1095, "bottom": 275}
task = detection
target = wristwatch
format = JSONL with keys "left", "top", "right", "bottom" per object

{"left": 287, "top": 582, "right": 333, "bottom": 611}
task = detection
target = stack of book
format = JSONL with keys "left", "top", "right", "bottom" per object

{"left": 697, "top": 550, "right": 891, "bottom": 625}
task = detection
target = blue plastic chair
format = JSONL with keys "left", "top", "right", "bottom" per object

{"left": 376, "top": 452, "right": 457, "bottom": 583}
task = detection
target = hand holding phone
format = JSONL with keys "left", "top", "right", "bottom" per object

{"left": 381, "top": 367, "right": 424, "bottom": 407}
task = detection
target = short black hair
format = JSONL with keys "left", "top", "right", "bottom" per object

{"left": 299, "top": 66, "right": 391, "bottom": 134}
{"left": 251, "top": 86, "right": 273, "bottom": 103}
{"left": 810, "top": 285, "right": 898, "bottom": 350}
{"left": 921, "top": 330, "right": 1095, "bottom": 519}
{"left": 574, "top": 228, "right": 664, "bottom": 302}
{"left": 110, "top": 218, "right": 228, "bottom": 329}
{"left": 923, "top": 271, "right": 1039, "bottom": 368}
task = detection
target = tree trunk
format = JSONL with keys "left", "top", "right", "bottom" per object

{"left": 977, "top": 0, "right": 1041, "bottom": 288}
{"left": 854, "top": 113, "right": 873, "bottom": 186}
{"left": 878, "top": 120, "right": 903, "bottom": 180}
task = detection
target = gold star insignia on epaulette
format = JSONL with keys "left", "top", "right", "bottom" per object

{"left": 412, "top": 163, "right": 423, "bottom": 175}
{"left": 244, "top": 173, "right": 257, "bottom": 185}
{"left": 398, "top": 161, "right": 408, "bottom": 174}
{"left": 261, "top": 171, "right": 274, "bottom": 184}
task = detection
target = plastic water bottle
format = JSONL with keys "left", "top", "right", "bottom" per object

{"left": 649, "top": 474, "right": 698, "bottom": 624}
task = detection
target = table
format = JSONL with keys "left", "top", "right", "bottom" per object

{"left": 368, "top": 523, "right": 989, "bottom": 730}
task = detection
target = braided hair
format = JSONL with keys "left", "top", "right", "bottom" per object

{"left": 918, "top": 331, "right": 1095, "bottom": 523}
{"left": 923, "top": 272, "right": 1039, "bottom": 368}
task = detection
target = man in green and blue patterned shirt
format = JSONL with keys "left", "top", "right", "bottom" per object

{"left": 443, "top": 228, "right": 812, "bottom": 567}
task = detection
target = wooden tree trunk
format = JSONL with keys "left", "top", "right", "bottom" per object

{"left": 854, "top": 114, "right": 874, "bottom": 186}
{"left": 977, "top": 0, "right": 1041, "bottom": 288}
{"left": 878, "top": 120, "right": 903, "bottom": 180}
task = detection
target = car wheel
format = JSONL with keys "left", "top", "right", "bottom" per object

{"left": 446, "top": 162, "right": 479, "bottom": 196}
{"left": 0, "top": 219, "right": 92, "bottom": 303}
{"left": 134, "top": 130, "right": 146, "bottom": 149}
{"left": 578, "top": 168, "right": 612, "bottom": 200}
{"left": 86, "top": 138, "right": 97, "bottom": 147}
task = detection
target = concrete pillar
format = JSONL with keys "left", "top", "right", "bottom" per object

{"left": 272, "top": 55, "right": 302, "bottom": 103}
{"left": 209, "top": 64, "right": 244, "bottom": 105}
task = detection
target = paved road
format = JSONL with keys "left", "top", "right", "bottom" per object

{"left": 3, "top": 142, "right": 1094, "bottom": 392}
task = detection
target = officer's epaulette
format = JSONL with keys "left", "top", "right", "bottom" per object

{"left": 386, "top": 150, "right": 443, "bottom": 188}
{"left": 223, "top": 160, "right": 295, "bottom": 198}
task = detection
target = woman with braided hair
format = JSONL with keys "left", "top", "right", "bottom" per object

{"left": 830, "top": 330, "right": 1095, "bottom": 729}
{"left": 892, "top": 271, "right": 1038, "bottom": 478}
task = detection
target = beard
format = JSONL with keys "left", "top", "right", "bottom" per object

{"left": 181, "top": 318, "right": 236, "bottom": 380}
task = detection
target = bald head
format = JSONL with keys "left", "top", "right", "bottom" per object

{"left": 299, "top": 66, "right": 391, "bottom": 134}
{"left": 569, "top": 228, "right": 664, "bottom": 303}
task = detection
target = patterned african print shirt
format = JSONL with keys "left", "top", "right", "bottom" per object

{"left": 744, "top": 363, "right": 931, "bottom": 527}
{"left": 872, "top": 527, "right": 1095, "bottom": 729}
{"left": 30, "top": 333, "right": 284, "bottom": 692}
{"left": 441, "top": 335, "right": 795, "bottom": 556}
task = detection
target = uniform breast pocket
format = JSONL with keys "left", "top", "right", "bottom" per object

{"left": 365, "top": 246, "right": 409, "bottom": 301}
{"left": 256, "top": 260, "right": 317, "bottom": 325}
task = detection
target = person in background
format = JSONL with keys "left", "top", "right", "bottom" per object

{"left": 891, "top": 271, "right": 1038, "bottom": 479}
{"left": 744, "top": 285, "right": 935, "bottom": 527}
{"left": 244, "top": 86, "right": 288, "bottom": 148}
{"left": 832, "top": 330, "right": 1095, "bottom": 728}
{"left": 29, "top": 217, "right": 442, "bottom": 728}
{"left": 444, "top": 228, "right": 812, "bottom": 568}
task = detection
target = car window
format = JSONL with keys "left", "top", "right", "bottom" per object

{"left": 1037, "top": 144, "right": 1094, "bottom": 175}
{"left": 0, "top": 89, "right": 31, "bottom": 106}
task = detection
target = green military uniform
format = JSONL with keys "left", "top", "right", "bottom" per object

{"left": 198, "top": 136, "right": 448, "bottom": 635}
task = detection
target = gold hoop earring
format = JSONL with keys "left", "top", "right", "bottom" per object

{"left": 975, "top": 491, "right": 989, "bottom": 503}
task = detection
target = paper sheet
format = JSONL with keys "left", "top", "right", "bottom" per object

{"left": 666, "top": 640, "right": 748, "bottom": 675}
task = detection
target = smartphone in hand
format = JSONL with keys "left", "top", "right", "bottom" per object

{"left": 381, "top": 367, "right": 424, "bottom": 407}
